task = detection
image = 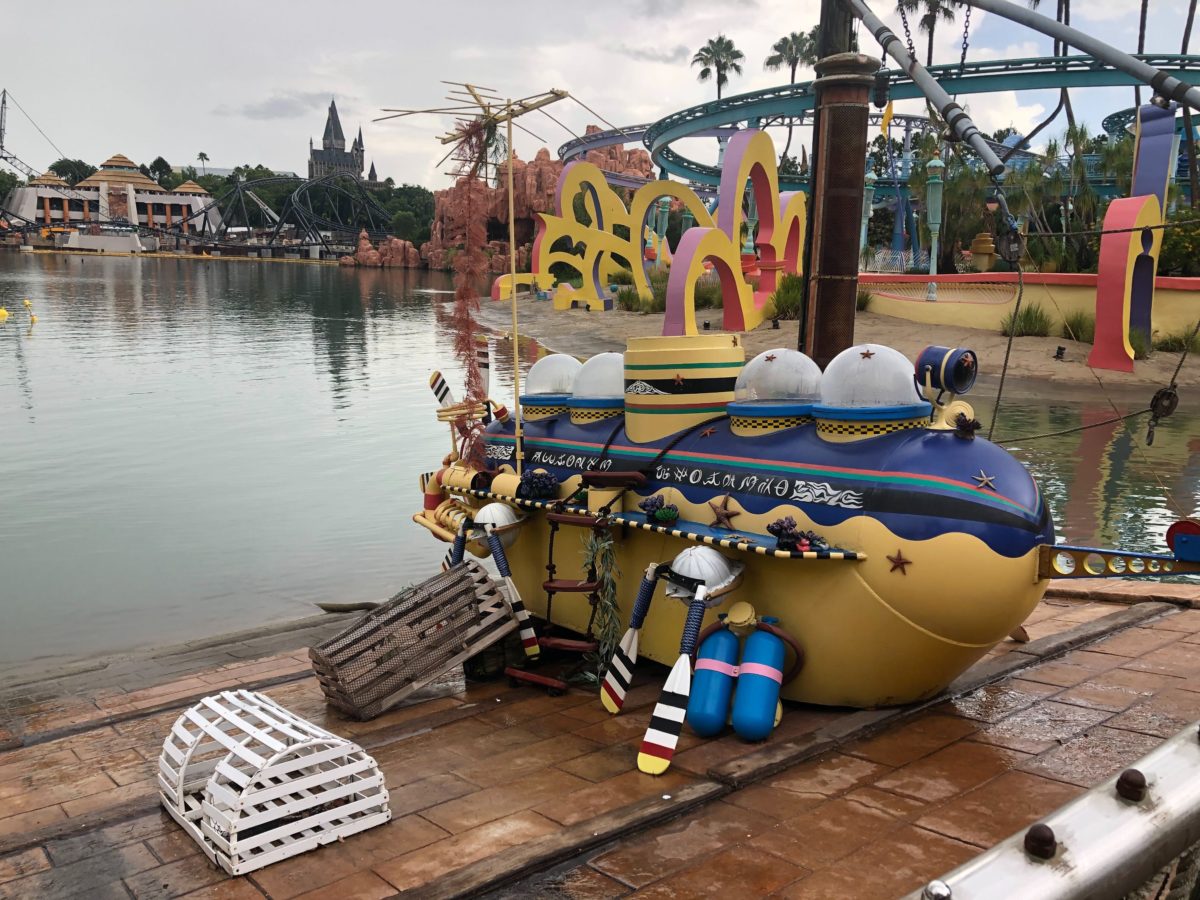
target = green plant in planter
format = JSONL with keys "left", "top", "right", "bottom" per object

{"left": 638, "top": 494, "right": 680, "bottom": 524}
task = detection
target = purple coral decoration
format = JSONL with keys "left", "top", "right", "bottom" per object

{"left": 767, "top": 516, "right": 829, "bottom": 552}
{"left": 517, "top": 469, "right": 559, "bottom": 500}
{"left": 639, "top": 495, "right": 679, "bottom": 524}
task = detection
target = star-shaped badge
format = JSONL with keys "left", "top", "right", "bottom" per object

{"left": 860, "top": 348, "right": 875, "bottom": 359}
{"left": 973, "top": 470, "right": 997, "bottom": 490}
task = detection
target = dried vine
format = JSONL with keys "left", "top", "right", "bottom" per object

{"left": 579, "top": 528, "right": 621, "bottom": 684}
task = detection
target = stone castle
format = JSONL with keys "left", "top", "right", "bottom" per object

{"left": 308, "top": 99, "right": 375, "bottom": 181}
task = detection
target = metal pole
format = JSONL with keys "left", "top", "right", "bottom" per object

{"left": 842, "top": 0, "right": 1005, "bottom": 175}
{"left": 506, "top": 102, "right": 523, "bottom": 476}
{"left": 954, "top": 0, "right": 1200, "bottom": 112}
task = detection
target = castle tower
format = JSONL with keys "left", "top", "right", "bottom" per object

{"left": 322, "top": 99, "right": 346, "bottom": 151}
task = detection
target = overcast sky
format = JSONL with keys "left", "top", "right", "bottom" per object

{"left": 0, "top": 0, "right": 1194, "bottom": 189}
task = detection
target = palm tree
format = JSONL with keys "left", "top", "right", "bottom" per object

{"left": 897, "top": 0, "right": 958, "bottom": 66}
{"left": 196, "top": 152, "right": 209, "bottom": 176}
{"left": 692, "top": 35, "right": 745, "bottom": 100}
{"left": 765, "top": 31, "right": 815, "bottom": 162}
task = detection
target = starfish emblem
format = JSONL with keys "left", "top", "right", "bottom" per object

{"left": 700, "top": 427, "right": 716, "bottom": 438}
{"left": 887, "top": 549, "right": 912, "bottom": 574}
{"left": 765, "top": 354, "right": 777, "bottom": 362}
{"left": 961, "top": 353, "right": 976, "bottom": 371}
{"left": 708, "top": 495, "right": 741, "bottom": 530}
{"left": 860, "top": 348, "right": 875, "bottom": 359}
{"left": 973, "top": 470, "right": 997, "bottom": 491}
{"left": 673, "top": 373, "right": 685, "bottom": 387}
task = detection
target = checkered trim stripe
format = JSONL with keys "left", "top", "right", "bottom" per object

{"left": 730, "top": 414, "right": 813, "bottom": 430}
{"left": 815, "top": 417, "right": 930, "bottom": 436}
{"left": 570, "top": 408, "right": 624, "bottom": 423}
{"left": 524, "top": 405, "right": 567, "bottom": 419}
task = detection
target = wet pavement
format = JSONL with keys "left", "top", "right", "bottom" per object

{"left": 0, "top": 593, "right": 1198, "bottom": 899}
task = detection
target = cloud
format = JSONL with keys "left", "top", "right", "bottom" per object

{"left": 635, "top": 0, "right": 755, "bottom": 16}
{"left": 215, "top": 91, "right": 333, "bottom": 120}
{"left": 615, "top": 43, "right": 690, "bottom": 64}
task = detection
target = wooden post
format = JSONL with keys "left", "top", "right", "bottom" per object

{"left": 804, "top": 53, "right": 880, "bottom": 368}
{"left": 507, "top": 102, "right": 523, "bottom": 476}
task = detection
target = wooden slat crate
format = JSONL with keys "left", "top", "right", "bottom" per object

{"left": 309, "top": 560, "right": 517, "bottom": 720}
{"left": 158, "top": 689, "right": 390, "bottom": 876}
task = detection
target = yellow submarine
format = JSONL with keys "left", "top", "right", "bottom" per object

{"left": 414, "top": 332, "right": 1200, "bottom": 709}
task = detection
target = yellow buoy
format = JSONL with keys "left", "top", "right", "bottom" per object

{"left": 0, "top": 308, "right": 8, "bottom": 323}
{"left": 22, "top": 299, "right": 31, "bottom": 309}
{"left": 30, "top": 314, "right": 38, "bottom": 325}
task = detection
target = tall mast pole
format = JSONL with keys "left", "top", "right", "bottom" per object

{"left": 506, "top": 101, "right": 523, "bottom": 476}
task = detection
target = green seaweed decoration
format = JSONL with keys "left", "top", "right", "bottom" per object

{"left": 579, "top": 527, "right": 621, "bottom": 684}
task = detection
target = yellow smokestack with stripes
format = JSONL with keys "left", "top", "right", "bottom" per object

{"left": 623, "top": 334, "right": 744, "bottom": 443}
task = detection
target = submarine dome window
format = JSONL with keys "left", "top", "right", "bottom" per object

{"left": 524, "top": 353, "right": 582, "bottom": 397}
{"left": 815, "top": 344, "right": 930, "bottom": 415}
{"left": 734, "top": 348, "right": 822, "bottom": 404}
{"left": 571, "top": 351, "right": 625, "bottom": 399}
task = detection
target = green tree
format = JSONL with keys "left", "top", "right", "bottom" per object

{"left": 764, "top": 31, "right": 814, "bottom": 161}
{"left": 147, "top": 156, "right": 173, "bottom": 187}
{"left": 897, "top": 0, "right": 959, "bottom": 66}
{"left": 692, "top": 35, "right": 744, "bottom": 99}
{"left": 196, "top": 152, "right": 209, "bottom": 175}
{"left": 0, "top": 169, "right": 19, "bottom": 203}
{"left": 390, "top": 209, "right": 417, "bottom": 239}
{"left": 48, "top": 158, "right": 97, "bottom": 186}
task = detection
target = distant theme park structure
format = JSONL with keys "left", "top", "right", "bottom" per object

{"left": 308, "top": 99, "right": 369, "bottom": 180}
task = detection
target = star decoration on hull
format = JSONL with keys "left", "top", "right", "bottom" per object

{"left": 765, "top": 354, "right": 777, "bottom": 362}
{"left": 860, "top": 348, "right": 876, "bottom": 359}
{"left": 700, "top": 427, "right": 717, "bottom": 438}
{"left": 973, "top": 470, "right": 997, "bottom": 490}
{"left": 673, "top": 373, "right": 685, "bottom": 387}
{"left": 708, "top": 495, "right": 741, "bottom": 530}
{"left": 887, "top": 550, "right": 912, "bottom": 574}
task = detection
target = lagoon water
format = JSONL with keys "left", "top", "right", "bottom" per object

{"left": 1, "top": 252, "right": 1197, "bottom": 666}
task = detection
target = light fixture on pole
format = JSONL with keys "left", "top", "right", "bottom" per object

{"left": 861, "top": 169, "right": 877, "bottom": 254}
{"left": 925, "top": 157, "right": 944, "bottom": 301}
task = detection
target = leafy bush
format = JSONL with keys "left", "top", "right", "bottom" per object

{"left": 1061, "top": 310, "right": 1095, "bottom": 344}
{"left": 608, "top": 267, "right": 634, "bottom": 286}
{"left": 1000, "top": 301, "right": 1052, "bottom": 337}
{"left": 1128, "top": 329, "right": 1150, "bottom": 360}
{"left": 770, "top": 273, "right": 805, "bottom": 320}
{"left": 693, "top": 275, "right": 723, "bottom": 309}
{"left": 856, "top": 289, "right": 872, "bottom": 312}
{"left": 615, "top": 286, "right": 643, "bottom": 311}
{"left": 1154, "top": 328, "right": 1200, "bottom": 353}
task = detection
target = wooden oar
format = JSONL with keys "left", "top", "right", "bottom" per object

{"left": 601, "top": 563, "right": 661, "bottom": 715}
{"left": 429, "top": 370, "right": 455, "bottom": 408}
{"left": 637, "top": 586, "right": 708, "bottom": 775}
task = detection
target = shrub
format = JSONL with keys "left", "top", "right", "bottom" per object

{"left": 770, "top": 273, "right": 805, "bottom": 320}
{"left": 608, "top": 267, "right": 634, "bottom": 286}
{"left": 856, "top": 289, "right": 872, "bottom": 312}
{"left": 646, "top": 268, "right": 670, "bottom": 313}
{"left": 1061, "top": 310, "right": 1095, "bottom": 344}
{"left": 1128, "top": 328, "right": 1150, "bottom": 360}
{"left": 1154, "top": 328, "right": 1200, "bottom": 353}
{"left": 693, "top": 275, "right": 723, "bottom": 309}
{"left": 1000, "top": 301, "right": 1052, "bottom": 337}
{"left": 615, "top": 286, "right": 643, "bottom": 311}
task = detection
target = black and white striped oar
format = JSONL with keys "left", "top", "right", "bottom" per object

{"left": 475, "top": 335, "right": 490, "bottom": 396}
{"left": 429, "top": 370, "right": 455, "bottom": 408}
{"left": 441, "top": 520, "right": 470, "bottom": 572}
{"left": 637, "top": 585, "right": 708, "bottom": 775}
{"left": 485, "top": 526, "right": 540, "bottom": 659}
{"left": 601, "top": 563, "right": 662, "bottom": 715}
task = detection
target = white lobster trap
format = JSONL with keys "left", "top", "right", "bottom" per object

{"left": 158, "top": 689, "right": 390, "bottom": 875}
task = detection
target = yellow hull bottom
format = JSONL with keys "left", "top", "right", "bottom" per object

{"left": 499, "top": 515, "right": 1046, "bottom": 708}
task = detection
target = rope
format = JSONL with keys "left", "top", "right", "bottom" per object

{"left": 998, "top": 409, "right": 1150, "bottom": 444}
{"left": 987, "top": 264, "right": 1024, "bottom": 440}
{"left": 5, "top": 91, "right": 68, "bottom": 161}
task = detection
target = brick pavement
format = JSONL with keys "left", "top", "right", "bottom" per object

{"left": 0, "top": 596, "right": 1195, "bottom": 899}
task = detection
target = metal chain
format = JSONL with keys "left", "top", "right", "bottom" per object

{"left": 899, "top": 5, "right": 916, "bottom": 60}
{"left": 958, "top": 6, "right": 973, "bottom": 79}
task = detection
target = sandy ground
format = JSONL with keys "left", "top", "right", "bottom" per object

{"left": 474, "top": 299, "right": 1200, "bottom": 400}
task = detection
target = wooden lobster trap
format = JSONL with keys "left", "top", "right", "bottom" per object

{"left": 157, "top": 690, "right": 390, "bottom": 875}
{"left": 309, "top": 560, "right": 517, "bottom": 720}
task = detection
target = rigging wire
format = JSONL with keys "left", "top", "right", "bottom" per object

{"left": 4, "top": 91, "right": 68, "bottom": 161}
{"left": 986, "top": 264, "right": 1024, "bottom": 441}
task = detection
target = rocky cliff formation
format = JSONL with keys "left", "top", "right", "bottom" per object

{"left": 339, "top": 230, "right": 422, "bottom": 268}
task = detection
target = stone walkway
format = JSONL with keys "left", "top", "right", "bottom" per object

{"left": 0, "top": 592, "right": 1196, "bottom": 899}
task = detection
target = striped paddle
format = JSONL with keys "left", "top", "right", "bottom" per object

{"left": 600, "top": 563, "right": 661, "bottom": 715}
{"left": 429, "top": 370, "right": 455, "bottom": 408}
{"left": 637, "top": 587, "right": 708, "bottom": 775}
{"left": 485, "top": 527, "right": 540, "bottom": 659}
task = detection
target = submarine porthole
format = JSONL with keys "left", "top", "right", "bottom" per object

{"left": 1129, "top": 558, "right": 1146, "bottom": 573}
{"left": 1108, "top": 556, "right": 1127, "bottom": 575}
{"left": 1053, "top": 552, "right": 1077, "bottom": 575}
{"left": 1149, "top": 560, "right": 1161, "bottom": 573}
{"left": 1164, "top": 561, "right": 1175, "bottom": 572}
{"left": 1083, "top": 553, "right": 1106, "bottom": 575}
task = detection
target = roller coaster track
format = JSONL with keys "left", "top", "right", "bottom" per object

{"left": 559, "top": 54, "right": 1200, "bottom": 192}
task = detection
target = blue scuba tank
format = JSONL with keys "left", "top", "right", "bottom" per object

{"left": 686, "top": 621, "right": 739, "bottom": 737}
{"left": 731, "top": 618, "right": 786, "bottom": 741}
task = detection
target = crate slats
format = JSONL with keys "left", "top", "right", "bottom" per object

{"left": 309, "top": 560, "right": 520, "bottom": 720}
{"left": 158, "top": 690, "right": 390, "bottom": 876}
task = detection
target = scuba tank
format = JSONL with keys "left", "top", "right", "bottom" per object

{"left": 686, "top": 617, "right": 738, "bottom": 737}
{"left": 731, "top": 616, "right": 787, "bottom": 742}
